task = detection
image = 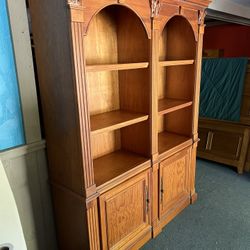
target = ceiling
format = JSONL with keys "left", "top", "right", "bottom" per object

{"left": 232, "top": 0, "right": 250, "bottom": 7}
{"left": 209, "top": 0, "right": 250, "bottom": 20}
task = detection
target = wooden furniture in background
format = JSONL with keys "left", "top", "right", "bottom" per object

{"left": 29, "top": 0, "right": 210, "bottom": 249}
{"left": 198, "top": 63, "right": 250, "bottom": 174}
{"left": 198, "top": 118, "right": 250, "bottom": 174}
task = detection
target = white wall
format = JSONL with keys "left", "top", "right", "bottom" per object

{"left": 0, "top": 144, "right": 57, "bottom": 250}
{"left": 7, "top": 0, "right": 41, "bottom": 144}
{"left": 209, "top": 0, "right": 250, "bottom": 19}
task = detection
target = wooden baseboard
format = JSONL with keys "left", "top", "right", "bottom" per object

{"left": 130, "top": 229, "right": 152, "bottom": 250}
{"left": 190, "top": 192, "right": 198, "bottom": 204}
{"left": 152, "top": 223, "right": 162, "bottom": 239}
{"left": 158, "top": 198, "right": 190, "bottom": 233}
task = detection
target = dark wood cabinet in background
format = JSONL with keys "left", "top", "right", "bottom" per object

{"left": 198, "top": 119, "right": 250, "bottom": 174}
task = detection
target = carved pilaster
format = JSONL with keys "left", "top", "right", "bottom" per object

{"left": 87, "top": 199, "right": 101, "bottom": 250}
{"left": 70, "top": 21, "right": 96, "bottom": 196}
{"left": 150, "top": 0, "right": 161, "bottom": 18}
{"left": 198, "top": 10, "right": 206, "bottom": 25}
{"left": 67, "top": 0, "right": 80, "bottom": 6}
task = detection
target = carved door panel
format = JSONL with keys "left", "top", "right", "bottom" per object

{"left": 159, "top": 148, "right": 191, "bottom": 220}
{"left": 99, "top": 170, "right": 151, "bottom": 250}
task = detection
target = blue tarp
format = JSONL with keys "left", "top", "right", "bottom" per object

{"left": 0, "top": 0, "right": 25, "bottom": 150}
{"left": 199, "top": 57, "right": 248, "bottom": 121}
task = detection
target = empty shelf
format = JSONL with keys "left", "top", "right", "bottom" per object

{"left": 159, "top": 60, "right": 194, "bottom": 67}
{"left": 86, "top": 62, "right": 149, "bottom": 72}
{"left": 158, "top": 99, "right": 193, "bottom": 115}
{"left": 90, "top": 110, "right": 149, "bottom": 135}
{"left": 94, "top": 150, "right": 150, "bottom": 189}
{"left": 158, "top": 132, "right": 192, "bottom": 159}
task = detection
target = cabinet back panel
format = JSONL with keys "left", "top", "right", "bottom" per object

{"left": 161, "top": 16, "right": 196, "bottom": 61}
{"left": 85, "top": 7, "right": 118, "bottom": 65}
{"left": 159, "top": 16, "right": 196, "bottom": 101}
{"left": 91, "top": 130, "right": 121, "bottom": 159}
{"left": 164, "top": 107, "right": 193, "bottom": 136}
{"left": 119, "top": 69, "right": 150, "bottom": 114}
{"left": 158, "top": 116, "right": 165, "bottom": 133}
{"left": 117, "top": 7, "right": 149, "bottom": 63}
{"left": 121, "top": 121, "right": 150, "bottom": 157}
{"left": 87, "top": 71, "right": 119, "bottom": 115}
{"left": 158, "top": 66, "right": 195, "bottom": 100}
{"left": 165, "top": 65, "right": 195, "bottom": 100}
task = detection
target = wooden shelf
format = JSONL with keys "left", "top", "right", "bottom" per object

{"left": 158, "top": 98, "right": 193, "bottom": 115}
{"left": 90, "top": 110, "right": 149, "bottom": 135}
{"left": 86, "top": 62, "right": 149, "bottom": 72}
{"left": 158, "top": 132, "right": 192, "bottom": 159}
{"left": 159, "top": 60, "right": 194, "bottom": 67}
{"left": 94, "top": 150, "right": 150, "bottom": 191}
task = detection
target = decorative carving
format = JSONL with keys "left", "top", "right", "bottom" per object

{"left": 150, "top": 0, "right": 161, "bottom": 18}
{"left": 198, "top": 10, "right": 206, "bottom": 25}
{"left": 68, "top": 0, "right": 80, "bottom": 5}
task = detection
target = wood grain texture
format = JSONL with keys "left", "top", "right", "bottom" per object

{"left": 86, "top": 62, "right": 149, "bottom": 72}
{"left": 150, "top": 24, "right": 160, "bottom": 156}
{"left": 91, "top": 130, "right": 121, "bottom": 159}
{"left": 51, "top": 185, "right": 90, "bottom": 250}
{"left": 87, "top": 199, "right": 101, "bottom": 250}
{"left": 158, "top": 98, "right": 193, "bottom": 115}
{"left": 198, "top": 119, "right": 250, "bottom": 174}
{"left": 160, "top": 15, "right": 196, "bottom": 61}
{"left": 82, "top": 0, "right": 152, "bottom": 38}
{"left": 29, "top": 0, "right": 93, "bottom": 195}
{"left": 90, "top": 110, "right": 149, "bottom": 135}
{"left": 93, "top": 149, "right": 150, "bottom": 188}
{"left": 159, "top": 59, "right": 194, "bottom": 67}
{"left": 158, "top": 132, "right": 192, "bottom": 160}
{"left": 71, "top": 21, "right": 96, "bottom": 192}
{"left": 157, "top": 1, "right": 200, "bottom": 39}
{"left": 190, "top": 142, "right": 198, "bottom": 203}
{"left": 192, "top": 23, "right": 205, "bottom": 141}
{"left": 29, "top": 0, "right": 211, "bottom": 248}
{"left": 117, "top": 6, "right": 151, "bottom": 160}
{"left": 159, "top": 148, "right": 191, "bottom": 219}
{"left": 99, "top": 170, "right": 151, "bottom": 250}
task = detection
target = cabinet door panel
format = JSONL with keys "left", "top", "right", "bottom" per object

{"left": 210, "top": 131, "right": 243, "bottom": 160}
{"left": 99, "top": 170, "right": 151, "bottom": 250}
{"left": 160, "top": 149, "right": 190, "bottom": 219}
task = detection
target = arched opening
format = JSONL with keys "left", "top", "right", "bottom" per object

{"left": 85, "top": 5, "right": 151, "bottom": 186}
{"left": 158, "top": 16, "right": 197, "bottom": 152}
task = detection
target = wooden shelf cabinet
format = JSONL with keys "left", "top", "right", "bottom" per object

{"left": 29, "top": 0, "right": 210, "bottom": 249}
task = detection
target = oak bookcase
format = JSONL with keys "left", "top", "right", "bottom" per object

{"left": 29, "top": 0, "right": 211, "bottom": 249}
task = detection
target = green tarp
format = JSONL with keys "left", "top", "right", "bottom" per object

{"left": 199, "top": 57, "right": 248, "bottom": 121}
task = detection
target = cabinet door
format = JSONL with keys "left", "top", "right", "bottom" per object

{"left": 159, "top": 148, "right": 191, "bottom": 220}
{"left": 99, "top": 170, "right": 151, "bottom": 250}
{"left": 209, "top": 130, "right": 243, "bottom": 160}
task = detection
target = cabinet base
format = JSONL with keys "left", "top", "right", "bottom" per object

{"left": 154, "top": 197, "right": 190, "bottom": 238}
{"left": 190, "top": 192, "right": 198, "bottom": 204}
{"left": 130, "top": 230, "right": 152, "bottom": 250}
{"left": 152, "top": 222, "right": 162, "bottom": 239}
